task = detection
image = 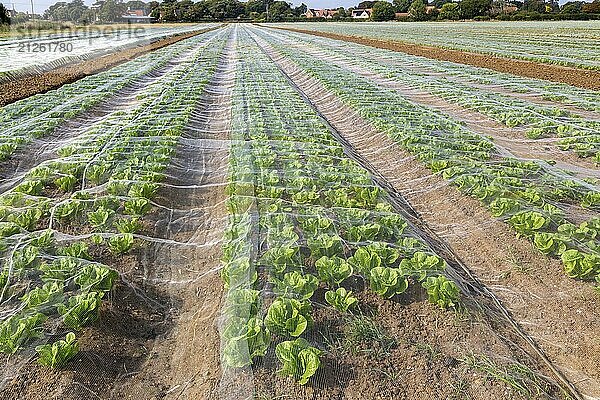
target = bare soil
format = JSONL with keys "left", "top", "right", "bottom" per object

{"left": 254, "top": 35, "right": 600, "bottom": 399}
{"left": 269, "top": 26, "right": 600, "bottom": 92}
{"left": 0, "top": 25, "right": 221, "bottom": 107}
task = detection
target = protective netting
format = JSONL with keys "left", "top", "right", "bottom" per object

{"left": 0, "top": 23, "right": 597, "bottom": 400}
{"left": 0, "top": 24, "right": 218, "bottom": 82}
{"left": 269, "top": 21, "right": 600, "bottom": 71}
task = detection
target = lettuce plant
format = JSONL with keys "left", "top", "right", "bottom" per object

{"left": 325, "top": 287, "right": 357, "bottom": 313}
{"left": 0, "top": 222, "right": 21, "bottom": 238}
{"left": 265, "top": 297, "right": 313, "bottom": 337}
{"left": 348, "top": 247, "right": 381, "bottom": 275}
{"left": 422, "top": 276, "right": 460, "bottom": 309}
{"left": 561, "top": 249, "right": 600, "bottom": 280}
{"left": 128, "top": 182, "right": 159, "bottom": 199}
{"left": 40, "top": 257, "right": 78, "bottom": 284}
{"left": 223, "top": 288, "right": 260, "bottom": 319}
{"left": 260, "top": 245, "right": 300, "bottom": 275}
{"left": 108, "top": 233, "right": 134, "bottom": 256}
{"left": 54, "top": 175, "right": 77, "bottom": 192}
{"left": 59, "top": 242, "right": 90, "bottom": 260}
{"left": 315, "top": 256, "right": 353, "bottom": 286}
{"left": 55, "top": 199, "right": 85, "bottom": 222}
{"left": 36, "top": 332, "right": 79, "bottom": 368}
{"left": 307, "top": 234, "right": 344, "bottom": 259}
{"left": 0, "top": 312, "right": 47, "bottom": 354}
{"left": 508, "top": 211, "right": 548, "bottom": 238}
{"left": 75, "top": 265, "right": 118, "bottom": 293}
{"left": 12, "top": 245, "right": 40, "bottom": 270}
{"left": 124, "top": 198, "right": 151, "bottom": 216}
{"left": 364, "top": 242, "right": 400, "bottom": 266}
{"left": 369, "top": 267, "right": 408, "bottom": 299}
{"left": 222, "top": 317, "right": 270, "bottom": 368}
{"left": 299, "top": 215, "right": 333, "bottom": 235}
{"left": 346, "top": 223, "right": 381, "bottom": 243}
{"left": 275, "top": 338, "right": 322, "bottom": 385}
{"left": 399, "top": 252, "right": 446, "bottom": 282}
{"left": 20, "top": 282, "right": 63, "bottom": 309}
{"left": 9, "top": 208, "right": 43, "bottom": 231}
{"left": 533, "top": 232, "right": 568, "bottom": 256}
{"left": 221, "top": 257, "right": 257, "bottom": 290}
{"left": 57, "top": 291, "right": 103, "bottom": 330}
{"left": 14, "top": 180, "right": 44, "bottom": 196}
{"left": 114, "top": 217, "right": 142, "bottom": 234}
{"left": 88, "top": 207, "right": 114, "bottom": 230}
{"left": 272, "top": 271, "right": 319, "bottom": 301}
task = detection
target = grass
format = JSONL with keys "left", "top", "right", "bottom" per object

{"left": 461, "top": 353, "right": 553, "bottom": 399}
{"left": 413, "top": 341, "right": 442, "bottom": 362}
{"left": 342, "top": 314, "right": 396, "bottom": 359}
{"left": 447, "top": 378, "right": 472, "bottom": 400}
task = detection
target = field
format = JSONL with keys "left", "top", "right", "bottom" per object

{"left": 0, "top": 22, "right": 598, "bottom": 400}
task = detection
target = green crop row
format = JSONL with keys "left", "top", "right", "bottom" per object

{"left": 0, "top": 30, "right": 227, "bottom": 367}
{"left": 219, "top": 30, "right": 462, "bottom": 386}
{"left": 266, "top": 28, "right": 600, "bottom": 161}
{"left": 257, "top": 29, "right": 600, "bottom": 290}
{"left": 0, "top": 29, "right": 223, "bottom": 162}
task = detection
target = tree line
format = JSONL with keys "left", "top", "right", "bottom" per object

{"left": 0, "top": 0, "right": 598, "bottom": 25}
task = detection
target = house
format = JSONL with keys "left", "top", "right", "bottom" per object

{"left": 121, "top": 8, "right": 155, "bottom": 23}
{"left": 351, "top": 8, "right": 372, "bottom": 18}
{"left": 425, "top": 5, "right": 436, "bottom": 13}
{"left": 502, "top": 3, "right": 518, "bottom": 13}
{"left": 304, "top": 8, "right": 339, "bottom": 18}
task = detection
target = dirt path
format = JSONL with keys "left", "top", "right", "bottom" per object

{"left": 250, "top": 29, "right": 600, "bottom": 400}
{"left": 111, "top": 32, "right": 235, "bottom": 400}
{"left": 0, "top": 25, "right": 221, "bottom": 107}
{"left": 267, "top": 26, "right": 600, "bottom": 92}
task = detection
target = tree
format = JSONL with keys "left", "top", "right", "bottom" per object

{"left": 439, "top": 1, "right": 460, "bottom": 18}
{"left": 371, "top": 0, "right": 396, "bottom": 19}
{"left": 433, "top": 0, "right": 450, "bottom": 8}
{"left": 582, "top": 0, "right": 600, "bottom": 13}
{"left": 0, "top": 3, "right": 10, "bottom": 25}
{"left": 357, "top": 1, "right": 375, "bottom": 8}
{"left": 334, "top": 6, "right": 347, "bottom": 17}
{"left": 268, "top": 0, "right": 291, "bottom": 21}
{"left": 293, "top": 2, "right": 307, "bottom": 16}
{"left": 522, "top": 0, "right": 545, "bottom": 12}
{"left": 560, "top": 1, "right": 583, "bottom": 13}
{"left": 97, "top": 0, "right": 126, "bottom": 22}
{"left": 409, "top": 0, "right": 427, "bottom": 19}
{"left": 459, "top": 0, "right": 491, "bottom": 18}
{"left": 393, "top": 0, "right": 411, "bottom": 11}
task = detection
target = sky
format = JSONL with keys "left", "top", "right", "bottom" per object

{"left": 4, "top": 0, "right": 591, "bottom": 17}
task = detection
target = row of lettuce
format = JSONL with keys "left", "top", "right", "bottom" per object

{"left": 267, "top": 28, "right": 600, "bottom": 162}
{"left": 0, "top": 26, "right": 219, "bottom": 163}
{"left": 0, "top": 30, "right": 227, "bottom": 367}
{"left": 254, "top": 27, "right": 600, "bottom": 290}
{"left": 271, "top": 22, "right": 600, "bottom": 72}
{"left": 219, "top": 29, "right": 462, "bottom": 386}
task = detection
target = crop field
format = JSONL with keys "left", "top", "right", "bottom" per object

{"left": 0, "top": 23, "right": 217, "bottom": 81}
{"left": 0, "top": 23, "right": 598, "bottom": 400}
